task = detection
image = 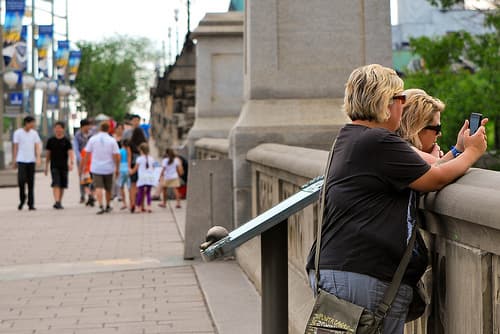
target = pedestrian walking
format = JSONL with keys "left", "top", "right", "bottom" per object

{"left": 159, "top": 148, "right": 184, "bottom": 209}
{"left": 129, "top": 143, "right": 156, "bottom": 213}
{"left": 113, "top": 122, "right": 125, "bottom": 144}
{"left": 122, "top": 114, "right": 141, "bottom": 140}
{"left": 12, "top": 116, "right": 41, "bottom": 211}
{"left": 82, "top": 122, "right": 120, "bottom": 215}
{"left": 117, "top": 139, "right": 131, "bottom": 210}
{"left": 79, "top": 148, "right": 95, "bottom": 207}
{"left": 111, "top": 122, "right": 125, "bottom": 201}
{"left": 139, "top": 118, "right": 151, "bottom": 140}
{"left": 45, "top": 121, "right": 74, "bottom": 209}
{"left": 126, "top": 127, "right": 147, "bottom": 213}
{"left": 73, "top": 119, "right": 92, "bottom": 203}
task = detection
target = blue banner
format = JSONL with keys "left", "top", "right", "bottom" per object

{"left": 9, "top": 92, "right": 23, "bottom": 106}
{"left": 68, "top": 50, "right": 82, "bottom": 84}
{"left": 55, "top": 40, "right": 70, "bottom": 81}
{"left": 48, "top": 94, "right": 59, "bottom": 105}
{"left": 36, "top": 25, "right": 53, "bottom": 77}
{"left": 3, "top": 0, "right": 26, "bottom": 69}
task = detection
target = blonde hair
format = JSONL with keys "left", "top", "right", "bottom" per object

{"left": 139, "top": 142, "right": 150, "bottom": 155}
{"left": 343, "top": 64, "right": 404, "bottom": 122}
{"left": 398, "top": 89, "right": 445, "bottom": 149}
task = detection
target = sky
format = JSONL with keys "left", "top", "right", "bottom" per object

{"left": 60, "top": 0, "right": 395, "bottom": 119}
{"left": 59, "top": 0, "right": 230, "bottom": 118}
{"left": 27, "top": 0, "right": 491, "bottom": 119}
{"left": 67, "top": 0, "right": 230, "bottom": 64}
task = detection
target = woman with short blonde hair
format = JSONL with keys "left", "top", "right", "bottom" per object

{"left": 307, "top": 64, "right": 487, "bottom": 333}
{"left": 344, "top": 64, "right": 405, "bottom": 123}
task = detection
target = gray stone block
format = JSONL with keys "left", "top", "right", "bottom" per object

{"left": 244, "top": 0, "right": 392, "bottom": 100}
{"left": 184, "top": 159, "right": 234, "bottom": 259}
{"left": 0, "top": 169, "right": 17, "bottom": 188}
{"left": 187, "top": 12, "right": 244, "bottom": 159}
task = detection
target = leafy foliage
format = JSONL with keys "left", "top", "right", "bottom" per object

{"left": 74, "top": 36, "right": 160, "bottom": 121}
{"left": 404, "top": 3, "right": 500, "bottom": 151}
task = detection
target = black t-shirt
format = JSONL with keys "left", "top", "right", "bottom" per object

{"left": 306, "top": 124, "right": 431, "bottom": 286}
{"left": 46, "top": 136, "right": 72, "bottom": 170}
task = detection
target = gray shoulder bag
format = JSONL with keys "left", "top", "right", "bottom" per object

{"left": 304, "top": 139, "right": 418, "bottom": 334}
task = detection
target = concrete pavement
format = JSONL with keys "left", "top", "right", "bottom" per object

{"left": 0, "top": 165, "right": 260, "bottom": 333}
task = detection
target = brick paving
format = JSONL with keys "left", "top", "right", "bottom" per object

{"left": 0, "top": 168, "right": 217, "bottom": 334}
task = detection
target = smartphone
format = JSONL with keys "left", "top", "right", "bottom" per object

{"left": 469, "top": 112, "right": 483, "bottom": 135}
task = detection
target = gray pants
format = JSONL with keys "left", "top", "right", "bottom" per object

{"left": 309, "top": 270, "right": 413, "bottom": 334}
{"left": 76, "top": 158, "right": 85, "bottom": 200}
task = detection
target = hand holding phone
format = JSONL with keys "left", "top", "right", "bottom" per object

{"left": 469, "top": 112, "right": 483, "bottom": 135}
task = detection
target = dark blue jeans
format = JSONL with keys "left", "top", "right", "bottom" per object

{"left": 309, "top": 270, "right": 413, "bottom": 334}
{"left": 17, "top": 162, "right": 36, "bottom": 208}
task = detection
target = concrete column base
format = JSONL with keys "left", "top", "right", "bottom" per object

{"left": 0, "top": 169, "right": 17, "bottom": 188}
{"left": 186, "top": 116, "right": 239, "bottom": 159}
{"left": 229, "top": 98, "right": 348, "bottom": 228}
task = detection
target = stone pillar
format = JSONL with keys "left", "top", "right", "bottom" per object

{"left": 187, "top": 12, "right": 244, "bottom": 159}
{"left": 230, "top": 0, "right": 392, "bottom": 228}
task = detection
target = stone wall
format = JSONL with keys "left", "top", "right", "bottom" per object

{"left": 243, "top": 143, "right": 500, "bottom": 334}
{"left": 194, "top": 138, "right": 229, "bottom": 160}
{"left": 187, "top": 12, "right": 244, "bottom": 159}
{"left": 230, "top": 0, "right": 393, "bottom": 246}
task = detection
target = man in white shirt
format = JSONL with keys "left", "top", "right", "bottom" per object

{"left": 12, "top": 116, "right": 42, "bottom": 210}
{"left": 82, "top": 121, "right": 120, "bottom": 214}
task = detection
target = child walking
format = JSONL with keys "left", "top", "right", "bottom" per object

{"left": 129, "top": 142, "right": 156, "bottom": 213}
{"left": 117, "top": 140, "right": 131, "bottom": 210}
{"left": 159, "top": 148, "right": 184, "bottom": 209}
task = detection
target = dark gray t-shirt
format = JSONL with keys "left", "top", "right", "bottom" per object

{"left": 306, "top": 124, "right": 431, "bottom": 285}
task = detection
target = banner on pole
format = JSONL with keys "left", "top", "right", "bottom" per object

{"left": 68, "top": 50, "right": 82, "bottom": 84}
{"left": 36, "top": 25, "right": 53, "bottom": 77}
{"left": 55, "top": 40, "right": 70, "bottom": 81}
{"left": 3, "top": 0, "right": 26, "bottom": 69}
{"left": 48, "top": 94, "right": 58, "bottom": 105}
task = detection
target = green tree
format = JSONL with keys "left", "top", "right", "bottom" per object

{"left": 404, "top": 3, "right": 500, "bottom": 151}
{"left": 75, "top": 35, "right": 160, "bottom": 121}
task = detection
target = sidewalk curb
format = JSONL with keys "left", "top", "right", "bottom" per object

{"left": 167, "top": 192, "right": 261, "bottom": 334}
{"left": 194, "top": 261, "right": 261, "bottom": 334}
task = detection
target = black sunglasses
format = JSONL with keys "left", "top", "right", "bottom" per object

{"left": 423, "top": 124, "right": 442, "bottom": 135}
{"left": 392, "top": 95, "right": 406, "bottom": 104}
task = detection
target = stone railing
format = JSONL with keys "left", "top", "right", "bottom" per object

{"left": 194, "top": 138, "right": 230, "bottom": 160}
{"left": 241, "top": 143, "right": 500, "bottom": 334}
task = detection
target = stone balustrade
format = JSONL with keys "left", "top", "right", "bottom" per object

{"left": 241, "top": 143, "right": 500, "bottom": 334}
{"left": 194, "top": 138, "right": 230, "bottom": 160}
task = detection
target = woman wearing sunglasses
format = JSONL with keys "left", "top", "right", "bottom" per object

{"left": 398, "top": 89, "right": 488, "bottom": 164}
{"left": 306, "top": 64, "right": 488, "bottom": 333}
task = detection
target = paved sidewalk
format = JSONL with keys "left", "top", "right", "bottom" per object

{"left": 0, "top": 161, "right": 261, "bottom": 334}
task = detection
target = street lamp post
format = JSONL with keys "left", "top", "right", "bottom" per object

{"left": 57, "top": 83, "right": 70, "bottom": 122}
{"left": 174, "top": 8, "right": 179, "bottom": 57}
{"left": 0, "top": 5, "right": 24, "bottom": 169}
{"left": 46, "top": 79, "right": 57, "bottom": 135}
{"left": 168, "top": 27, "right": 172, "bottom": 65}
{"left": 0, "top": 12, "right": 5, "bottom": 169}
{"left": 22, "top": 73, "right": 36, "bottom": 118}
{"left": 0, "top": 70, "right": 21, "bottom": 169}
{"left": 35, "top": 79, "right": 48, "bottom": 138}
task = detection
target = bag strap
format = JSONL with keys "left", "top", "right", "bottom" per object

{"left": 375, "top": 201, "right": 417, "bottom": 320}
{"left": 313, "top": 138, "right": 336, "bottom": 293}
{"left": 314, "top": 136, "right": 418, "bottom": 322}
